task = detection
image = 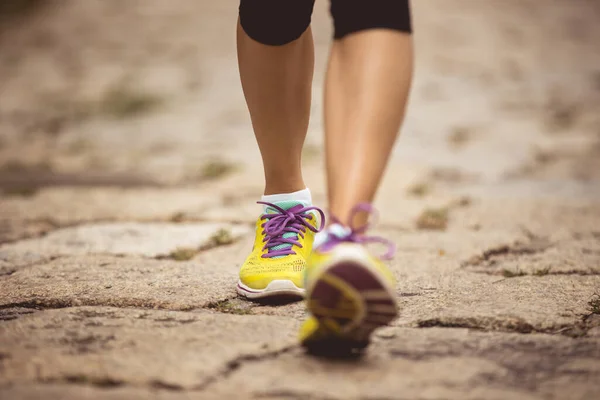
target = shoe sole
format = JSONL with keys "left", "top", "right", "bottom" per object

{"left": 236, "top": 279, "right": 305, "bottom": 300}
{"left": 302, "top": 257, "right": 398, "bottom": 355}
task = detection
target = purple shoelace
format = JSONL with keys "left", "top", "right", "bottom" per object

{"left": 318, "top": 203, "right": 396, "bottom": 260}
{"left": 258, "top": 201, "right": 325, "bottom": 258}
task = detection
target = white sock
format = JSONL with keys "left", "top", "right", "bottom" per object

{"left": 261, "top": 188, "right": 312, "bottom": 212}
{"left": 313, "top": 223, "right": 351, "bottom": 249}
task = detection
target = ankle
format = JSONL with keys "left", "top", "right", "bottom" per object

{"left": 261, "top": 187, "right": 312, "bottom": 203}
{"left": 329, "top": 203, "right": 373, "bottom": 229}
{"left": 264, "top": 182, "right": 306, "bottom": 196}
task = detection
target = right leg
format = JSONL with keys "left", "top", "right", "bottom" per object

{"left": 237, "top": 0, "right": 324, "bottom": 299}
{"left": 237, "top": 0, "right": 316, "bottom": 195}
{"left": 300, "top": 0, "right": 413, "bottom": 354}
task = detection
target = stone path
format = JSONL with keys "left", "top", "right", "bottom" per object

{"left": 1, "top": 1, "right": 599, "bottom": 399}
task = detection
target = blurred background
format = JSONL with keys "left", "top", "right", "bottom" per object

{"left": 1, "top": 0, "right": 599, "bottom": 240}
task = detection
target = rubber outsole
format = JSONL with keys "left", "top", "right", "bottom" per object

{"left": 236, "top": 279, "right": 305, "bottom": 299}
{"left": 302, "top": 258, "right": 398, "bottom": 355}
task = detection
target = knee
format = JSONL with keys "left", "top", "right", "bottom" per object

{"left": 239, "top": 0, "right": 315, "bottom": 46}
{"left": 330, "top": 0, "right": 413, "bottom": 39}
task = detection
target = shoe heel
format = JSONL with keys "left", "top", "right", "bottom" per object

{"left": 304, "top": 260, "right": 398, "bottom": 353}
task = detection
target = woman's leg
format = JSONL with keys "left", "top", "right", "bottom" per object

{"left": 300, "top": 0, "right": 413, "bottom": 353}
{"left": 325, "top": 1, "right": 413, "bottom": 226}
{"left": 236, "top": 0, "right": 322, "bottom": 300}
{"left": 237, "top": 0, "right": 316, "bottom": 195}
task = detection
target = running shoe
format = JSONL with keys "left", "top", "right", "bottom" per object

{"left": 237, "top": 201, "right": 325, "bottom": 299}
{"left": 299, "top": 204, "right": 398, "bottom": 354}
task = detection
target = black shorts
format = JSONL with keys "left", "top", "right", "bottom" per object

{"left": 239, "top": 0, "right": 412, "bottom": 46}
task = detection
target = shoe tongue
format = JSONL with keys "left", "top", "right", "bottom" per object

{"left": 264, "top": 200, "right": 307, "bottom": 214}
{"left": 263, "top": 200, "right": 309, "bottom": 259}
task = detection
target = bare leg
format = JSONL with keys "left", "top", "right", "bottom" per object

{"left": 324, "top": 30, "right": 413, "bottom": 225}
{"left": 236, "top": 20, "right": 314, "bottom": 195}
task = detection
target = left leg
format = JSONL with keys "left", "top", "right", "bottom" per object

{"left": 236, "top": 0, "right": 323, "bottom": 299}
{"left": 237, "top": 0, "right": 316, "bottom": 195}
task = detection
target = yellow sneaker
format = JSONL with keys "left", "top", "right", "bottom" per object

{"left": 299, "top": 204, "right": 398, "bottom": 354}
{"left": 237, "top": 201, "right": 325, "bottom": 299}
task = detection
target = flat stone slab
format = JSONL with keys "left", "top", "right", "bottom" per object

{"left": 396, "top": 272, "right": 599, "bottom": 333}
{"left": 0, "top": 187, "right": 221, "bottom": 243}
{"left": 207, "top": 327, "right": 600, "bottom": 400}
{"left": 222, "top": 229, "right": 599, "bottom": 333}
{"left": 462, "top": 232, "right": 600, "bottom": 276}
{"left": 384, "top": 229, "right": 600, "bottom": 331}
{"left": 0, "top": 385, "right": 201, "bottom": 400}
{"left": 0, "top": 222, "right": 250, "bottom": 258}
{"left": 448, "top": 198, "right": 600, "bottom": 239}
{"left": 0, "top": 249, "right": 50, "bottom": 276}
{"left": 247, "top": 250, "right": 599, "bottom": 331}
{"left": 0, "top": 307, "right": 298, "bottom": 391}
{"left": 0, "top": 254, "right": 242, "bottom": 310}
{"left": 2, "top": 309, "right": 598, "bottom": 400}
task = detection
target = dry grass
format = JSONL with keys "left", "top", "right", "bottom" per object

{"left": 533, "top": 267, "right": 551, "bottom": 276}
{"left": 450, "top": 196, "right": 472, "bottom": 208}
{"left": 416, "top": 208, "right": 449, "bottom": 231}
{"left": 207, "top": 299, "right": 252, "bottom": 315}
{"left": 407, "top": 182, "right": 431, "bottom": 197}
{"left": 448, "top": 126, "right": 472, "bottom": 149}
{"left": 2, "top": 187, "right": 38, "bottom": 197}
{"left": 198, "top": 160, "right": 238, "bottom": 181}
{"left": 208, "top": 228, "right": 233, "bottom": 247}
{"left": 589, "top": 294, "right": 600, "bottom": 315}
{"left": 544, "top": 97, "right": 578, "bottom": 133}
{"left": 99, "top": 85, "right": 162, "bottom": 119}
{"left": 169, "top": 212, "right": 186, "bottom": 223}
{"left": 502, "top": 269, "right": 527, "bottom": 278}
{"left": 167, "top": 248, "right": 197, "bottom": 262}
{"left": 0, "top": 160, "right": 53, "bottom": 174}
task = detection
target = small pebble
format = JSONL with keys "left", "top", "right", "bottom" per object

{"left": 376, "top": 328, "right": 397, "bottom": 339}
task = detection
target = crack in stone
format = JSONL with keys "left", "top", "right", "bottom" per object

{"left": 255, "top": 391, "right": 410, "bottom": 400}
{"left": 206, "top": 297, "right": 253, "bottom": 315}
{"left": 254, "top": 391, "right": 338, "bottom": 400}
{"left": 462, "top": 237, "right": 551, "bottom": 268}
{"left": 390, "top": 329, "right": 600, "bottom": 393}
{"left": 0, "top": 298, "right": 269, "bottom": 326}
{"left": 476, "top": 269, "right": 600, "bottom": 277}
{"left": 41, "top": 375, "right": 125, "bottom": 388}
{"left": 149, "top": 380, "right": 185, "bottom": 391}
{"left": 0, "top": 294, "right": 280, "bottom": 319}
{"left": 195, "top": 345, "right": 296, "bottom": 392}
{"left": 418, "top": 316, "right": 536, "bottom": 334}
{"left": 0, "top": 295, "right": 208, "bottom": 311}
{"left": 0, "top": 300, "right": 73, "bottom": 311}
{"left": 0, "top": 307, "right": 36, "bottom": 321}
{"left": 0, "top": 296, "right": 260, "bottom": 316}
{"left": 417, "top": 315, "right": 599, "bottom": 338}
{"left": 23, "top": 344, "right": 296, "bottom": 393}
{"left": 461, "top": 233, "right": 600, "bottom": 277}
{"left": 155, "top": 228, "right": 244, "bottom": 262}
{"left": 0, "top": 269, "right": 16, "bottom": 277}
